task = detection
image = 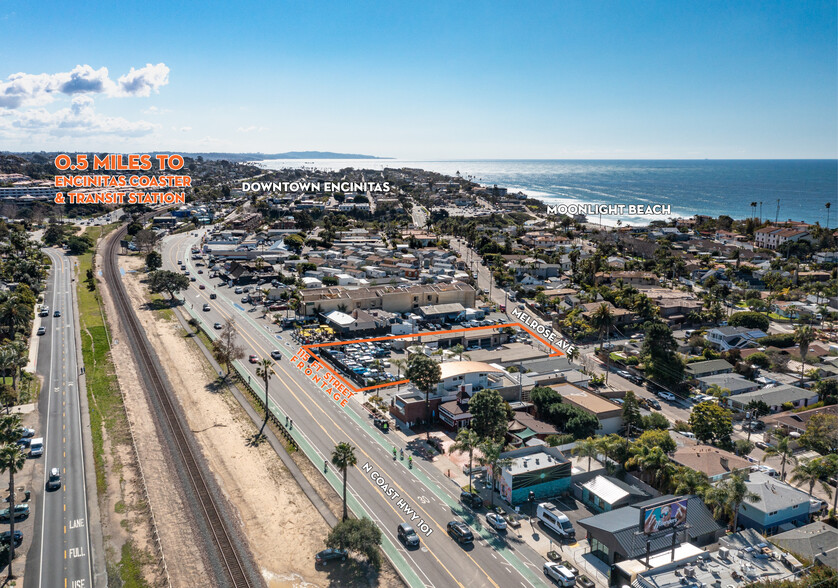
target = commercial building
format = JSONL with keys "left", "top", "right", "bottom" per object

{"left": 574, "top": 474, "right": 651, "bottom": 514}
{"left": 495, "top": 446, "right": 572, "bottom": 505}
{"left": 300, "top": 281, "right": 476, "bottom": 317}
{"left": 578, "top": 495, "right": 722, "bottom": 567}
{"left": 550, "top": 383, "right": 623, "bottom": 435}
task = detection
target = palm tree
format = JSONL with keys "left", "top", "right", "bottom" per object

{"left": 477, "top": 439, "right": 512, "bottom": 509}
{"left": 826, "top": 202, "right": 832, "bottom": 231}
{"left": 390, "top": 358, "right": 407, "bottom": 391}
{"left": 0, "top": 443, "right": 26, "bottom": 580}
{"left": 790, "top": 458, "right": 833, "bottom": 499}
{"left": 0, "top": 346, "right": 15, "bottom": 390}
{"left": 794, "top": 325, "right": 815, "bottom": 386}
{"left": 255, "top": 358, "right": 272, "bottom": 435}
{"left": 590, "top": 303, "right": 614, "bottom": 385}
{"left": 449, "top": 428, "right": 481, "bottom": 493}
{"left": 449, "top": 344, "right": 470, "bottom": 362}
{"left": 572, "top": 436, "right": 600, "bottom": 472}
{"left": 331, "top": 442, "right": 357, "bottom": 521}
{"left": 626, "top": 445, "right": 674, "bottom": 489}
{"left": 670, "top": 466, "right": 710, "bottom": 495}
{"left": 706, "top": 471, "right": 759, "bottom": 533}
{"left": 595, "top": 434, "right": 624, "bottom": 473}
{"left": 762, "top": 434, "right": 797, "bottom": 480}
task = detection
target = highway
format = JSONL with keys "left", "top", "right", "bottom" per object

{"left": 161, "top": 230, "right": 552, "bottom": 588}
{"left": 26, "top": 249, "right": 94, "bottom": 588}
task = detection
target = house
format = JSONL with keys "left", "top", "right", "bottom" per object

{"left": 508, "top": 412, "right": 561, "bottom": 445}
{"left": 754, "top": 226, "right": 811, "bottom": 250}
{"left": 670, "top": 446, "right": 751, "bottom": 482}
{"left": 730, "top": 385, "right": 819, "bottom": 413}
{"left": 578, "top": 495, "right": 723, "bottom": 566}
{"left": 695, "top": 373, "right": 760, "bottom": 395}
{"left": 764, "top": 405, "right": 838, "bottom": 436}
{"left": 738, "top": 473, "right": 812, "bottom": 535}
{"left": 550, "top": 383, "right": 623, "bottom": 434}
{"left": 574, "top": 475, "right": 651, "bottom": 513}
{"left": 704, "top": 326, "right": 768, "bottom": 351}
{"left": 580, "top": 301, "right": 636, "bottom": 327}
{"left": 495, "top": 446, "right": 571, "bottom": 505}
{"left": 684, "top": 359, "right": 734, "bottom": 379}
{"left": 770, "top": 522, "right": 838, "bottom": 570}
{"left": 595, "top": 271, "right": 658, "bottom": 286}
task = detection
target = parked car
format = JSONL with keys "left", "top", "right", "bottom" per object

{"left": 658, "top": 391, "right": 676, "bottom": 401}
{"left": 486, "top": 512, "right": 507, "bottom": 531}
{"left": 446, "top": 521, "right": 474, "bottom": 544}
{"left": 0, "top": 530, "right": 22, "bottom": 545}
{"left": 314, "top": 548, "right": 347, "bottom": 565}
{"left": 29, "top": 438, "right": 44, "bottom": 457}
{"left": 460, "top": 490, "right": 483, "bottom": 510}
{"left": 544, "top": 562, "right": 576, "bottom": 587}
{"left": 0, "top": 504, "right": 30, "bottom": 521}
{"left": 397, "top": 522, "right": 420, "bottom": 547}
{"left": 646, "top": 398, "right": 661, "bottom": 410}
{"left": 17, "top": 427, "right": 34, "bottom": 439}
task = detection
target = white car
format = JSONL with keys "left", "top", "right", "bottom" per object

{"left": 544, "top": 562, "right": 576, "bottom": 587}
{"left": 658, "top": 391, "right": 676, "bottom": 401}
{"left": 486, "top": 512, "right": 507, "bottom": 531}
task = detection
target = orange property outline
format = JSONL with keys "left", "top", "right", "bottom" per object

{"left": 300, "top": 322, "right": 566, "bottom": 393}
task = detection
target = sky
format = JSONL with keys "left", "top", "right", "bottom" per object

{"left": 1, "top": 1, "right": 836, "bottom": 159}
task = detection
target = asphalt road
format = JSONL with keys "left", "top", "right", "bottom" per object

{"left": 162, "top": 230, "right": 553, "bottom": 588}
{"left": 26, "top": 250, "right": 94, "bottom": 588}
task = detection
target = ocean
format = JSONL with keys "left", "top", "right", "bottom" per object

{"left": 256, "top": 159, "right": 837, "bottom": 226}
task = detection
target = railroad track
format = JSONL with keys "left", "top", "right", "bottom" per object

{"left": 103, "top": 223, "right": 257, "bottom": 588}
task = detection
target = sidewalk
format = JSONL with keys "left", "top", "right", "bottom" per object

{"left": 23, "top": 313, "right": 42, "bottom": 373}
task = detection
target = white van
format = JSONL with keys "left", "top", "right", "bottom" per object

{"left": 30, "top": 438, "right": 44, "bottom": 457}
{"left": 536, "top": 503, "right": 575, "bottom": 540}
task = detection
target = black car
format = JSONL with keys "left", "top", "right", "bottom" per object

{"left": 210, "top": 293, "right": 217, "bottom": 299}
{"left": 0, "top": 530, "right": 22, "bottom": 545}
{"left": 53, "top": 310, "right": 61, "bottom": 317}
{"left": 447, "top": 521, "right": 474, "bottom": 544}
{"left": 460, "top": 491, "right": 483, "bottom": 510}
{"left": 645, "top": 398, "right": 661, "bottom": 410}
{"left": 315, "top": 548, "right": 347, "bottom": 565}
{"left": 397, "top": 523, "right": 420, "bottom": 547}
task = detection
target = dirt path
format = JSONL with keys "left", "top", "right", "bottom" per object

{"left": 120, "top": 255, "right": 403, "bottom": 587}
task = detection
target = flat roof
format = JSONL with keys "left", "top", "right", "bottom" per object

{"left": 550, "top": 383, "right": 622, "bottom": 416}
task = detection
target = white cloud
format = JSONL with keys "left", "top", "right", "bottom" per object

{"left": 115, "top": 63, "right": 169, "bottom": 97}
{"left": 6, "top": 96, "right": 157, "bottom": 137}
{"left": 236, "top": 125, "right": 267, "bottom": 133}
{"left": 0, "top": 63, "right": 170, "bottom": 109}
{"left": 173, "top": 126, "right": 192, "bottom": 132}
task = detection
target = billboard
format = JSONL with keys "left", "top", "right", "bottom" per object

{"left": 641, "top": 498, "right": 688, "bottom": 534}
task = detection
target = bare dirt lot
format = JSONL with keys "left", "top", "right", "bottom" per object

{"left": 119, "top": 253, "right": 403, "bottom": 587}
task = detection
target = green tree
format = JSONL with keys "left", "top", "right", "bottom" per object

{"left": 148, "top": 270, "right": 190, "bottom": 300}
{"left": 762, "top": 434, "right": 798, "bottom": 481}
{"left": 794, "top": 325, "right": 816, "bottom": 386}
{"left": 0, "top": 443, "right": 26, "bottom": 580}
{"left": 790, "top": 457, "right": 834, "bottom": 499}
{"left": 706, "top": 471, "right": 759, "bottom": 532}
{"left": 641, "top": 321, "right": 684, "bottom": 385}
{"left": 746, "top": 352, "right": 771, "bottom": 369}
{"left": 405, "top": 354, "right": 441, "bottom": 441}
{"left": 635, "top": 429, "right": 676, "bottom": 454}
{"left": 590, "top": 303, "right": 615, "bottom": 384}
{"left": 572, "top": 436, "right": 600, "bottom": 471}
{"left": 469, "top": 389, "right": 510, "bottom": 442}
{"left": 622, "top": 390, "right": 643, "bottom": 435}
{"left": 670, "top": 466, "right": 710, "bottom": 495}
{"left": 728, "top": 311, "right": 770, "bottom": 332}
{"left": 145, "top": 250, "right": 162, "bottom": 271}
{"left": 626, "top": 444, "right": 674, "bottom": 488}
{"left": 799, "top": 413, "right": 838, "bottom": 456}
{"left": 449, "top": 428, "right": 481, "bottom": 492}
{"left": 212, "top": 318, "right": 244, "bottom": 376}
{"left": 641, "top": 412, "right": 670, "bottom": 431}
{"left": 530, "top": 386, "right": 561, "bottom": 418}
{"left": 326, "top": 517, "right": 382, "bottom": 569}
{"left": 255, "top": 358, "right": 272, "bottom": 435}
{"left": 689, "top": 402, "right": 733, "bottom": 446}
{"left": 331, "top": 442, "right": 357, "bottom": 521}
{"left": 814, "top": 379, "right": 838, "bottom": 403}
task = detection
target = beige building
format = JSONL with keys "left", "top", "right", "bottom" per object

{"left": 300, "top": 281, "right": 475, "bottom": 316}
